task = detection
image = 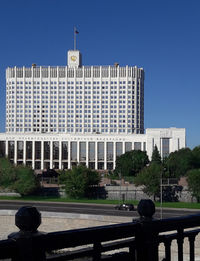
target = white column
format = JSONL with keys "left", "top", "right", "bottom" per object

{"left": 68, "top": 141, "right": 71, "bottom": 169}
{"left": 122, "top": 141, "right": 125, "bottom": 154}
{"left": 113, "top": 141, "right": 116, "bottom": 169}
{"left": 86, "top": 141, "right": 89, "bottom": 167}
{"left": 104, "top": 142, "right": 107, "bottom": 170}
{"left": 32, "top": 141, "right": 35, "bottom": 169}
{"left": 41, "top": 141, "right": 44, "bottom": 170}
{"left": 95, "top": 141, "right": 98, "bottom": 170}
{"left": 50, "top": 141, "right": 53, "bottom": 169}
{"left": 5, "top": 140, "right": 8, "bottom": 156}
{"left": 77, "top": 141, "right": 80, "bottom": 164}
{"left": 14, "top": 140, "right": 17, "bottom": 164}
{"left": 23, "top": 140, "right": 26, "bottom": 165}
{"left": 59, "top": 141, "right": 62, "bottom": 169}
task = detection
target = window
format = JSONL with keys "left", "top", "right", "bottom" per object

{"left": 44, "top": 142, "right": 50, "bottom": 160}
{"left": 26, "top": 141, "right": 32, "bottom": 160}
{"left": 134, "top": 142, "right": 141, "bottom": 151}
{"left": 98, "top": 142, "right": 104, "bottom": 161}
{"left": 107, "top": 142, "right": 113, "bottom": 161}
{"left": 17, "top": 141, "right": 23, "bottom": 160}
{"left": 71, "top": 142, "right": 77, "bottom": 161}
{"left": 62, "top": 142, "right": 68, "bottom": 160}
{"left": 80, "top": 142, "right": 86, "bottom": 161}
{"left": 53, "top": 141, "right": 59, "bottom": 160}
{"left": 162, "top": 138, "right": 170, "bottom": 158}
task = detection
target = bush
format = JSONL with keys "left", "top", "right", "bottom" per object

{"left": 0, "top": 158, "right": 16, "bottom": 188}
{"left": 63, "top": 165, "right": 101, "bottom": 199}
{"left": 14, "top": 165, "right": 39, "bottom": 196}
{"left": 187, "top": 169, "right": 200, "bottom": 202}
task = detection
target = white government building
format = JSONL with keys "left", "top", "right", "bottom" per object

{"left": 0, "top": 50, "right": 186, "bottom": 170}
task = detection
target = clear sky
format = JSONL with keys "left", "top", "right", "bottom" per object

{"left": 0, "top": 0, "right": 199, "bottom": 148}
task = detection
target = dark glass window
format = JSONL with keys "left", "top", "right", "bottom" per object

{"left": 17, "top": 141, "right": 23, "bottom": 160}
{"left": 0, "top": 141, "right": 5, "bottom": 158}
{"left": 62, "top": 142, "right": 68, "bottom": 160}
{"left": 98, "top": 142, "right": 104, "bottom": 161}
{"left": 71, "top": 142, "right": 77, "bottom": 161}
{"left": 116, "top": 142, "right": 122, "bottom": 157}
{"left": 98, "top": 162, "right": 104, "bottom": 170}
{"left": 107, "top": 162, "right": 113, "bottom": 170}
{"left": 107, "top": 142, "right": 113, "bottom": 161}
{"left": 53, "top": 141, "right": 59, "bottom": 160}
{"left": 80, "top": 142, "right": 86, "bottom": 161}
{"left": 89, "top": 142, "right": 95, "bottom": 161}
{"left": 44, "top": 142, "right": 50, "bottom": 160}
{"left": 89, "top": 162, "right": 95, "bottom": 169}
{"left": 134, "top": 142, "right": 141, "bottom": 150}
{"left": 125, "top": 142, "right": 132, "bottom": 152}
{"left": 162, "top": 138, "right": 170, "bottom": 158}
{"left": 26, "top": 141, "right": 32, "bottom": 160}
{"left": 35, "top": 141, "right": 41, "bottom": 160}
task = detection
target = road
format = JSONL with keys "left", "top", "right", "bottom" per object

{"left": 0, "top": 200, "right": 200, "bottom": 219}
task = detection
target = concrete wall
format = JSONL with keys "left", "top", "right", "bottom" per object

{"left": 104, "top": 185, "right": 195, "bottom": 203}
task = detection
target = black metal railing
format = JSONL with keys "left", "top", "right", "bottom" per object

{"left": 0, "top": 199, "right": 200, "bottom": 261}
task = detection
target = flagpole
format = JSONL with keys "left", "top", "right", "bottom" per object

{"left": 74, "top": 27, "right": 76, "bottom": 50}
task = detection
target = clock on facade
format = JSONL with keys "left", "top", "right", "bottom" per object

{"left": 71, "top": 56, "right": 77, "bottom": 62}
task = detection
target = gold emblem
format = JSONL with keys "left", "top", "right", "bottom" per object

{"left": 71, "top": 56, "right": 77, "bottom": 61}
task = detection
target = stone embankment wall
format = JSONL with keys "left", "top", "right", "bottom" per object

{"left": 104, "top": 185, "right": 194, "bottom": 203}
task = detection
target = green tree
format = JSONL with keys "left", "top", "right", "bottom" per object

{"left": 0, "top": 158, "right": 16, "bottom": 188}
{"left": 165, "top": 148, "right": 192, "bottom": 178}
{"left": 151, "top": 145, "right": 161, "bottom": 165}
{"left": 191, "top": 146, "right": 200, "bottom": 169}
{"left": 187, "top": 169, "right": 200, "bottom": 202}
{"left": 114, "top": 150, "right": 149, "bottom": 177}
{"left": 64, "top": 165, "right": 100, "bottom": 199}
{"left": 134, "top": 163, "right": 163, "bottom": 201}
{"left": 14, "top": 165, "right": 39, "bottom": 196}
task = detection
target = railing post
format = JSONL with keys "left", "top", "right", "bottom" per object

{"left": 93, "top": 241, "right": 102, "bottom": 261}
{"left": 8, "top": 206, "right": 46, "bottom": 261}
{"left": 134, "top": 199, "right": 159, "bottom": 261}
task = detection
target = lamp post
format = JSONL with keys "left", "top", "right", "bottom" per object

{"left": 160, "top": 167, "right": 166, "bottom": 219}
{"left": 160, "top": 170, "right": 163, "bottom": 219}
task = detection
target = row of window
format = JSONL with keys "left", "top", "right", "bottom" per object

{"left": 7, "top": 81, "right": 135, "bottom": 85}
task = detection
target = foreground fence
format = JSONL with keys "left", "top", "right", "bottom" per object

{"left": 0, "top": 200, "right": 200, "bottom": 261}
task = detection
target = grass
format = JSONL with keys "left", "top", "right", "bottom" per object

{"left": 155, "top": 201, "right": 200, "bottom": 209}
{"left": 0, "top": 195, "right": 138, "bottom": 205}
{"left": 0, "top": 195, "right": 200, "bottom": 209}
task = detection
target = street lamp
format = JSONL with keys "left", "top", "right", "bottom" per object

{"left": 160, "top": 167, "right": 166, "bottom": 219}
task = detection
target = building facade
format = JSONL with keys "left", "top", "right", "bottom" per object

{"left": 6, "top": 50, "right": 144, "bottom": 135}
{"left": 1, "top": 50, "right": 186, "bottom": 171}
{"left": 0, "top": 128, "right": 185, "bottom": 171}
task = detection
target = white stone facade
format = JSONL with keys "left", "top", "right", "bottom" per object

{"left": 0, "top": 128, "right": 185, "bottom": 171}
{"left": 6, "top": 50, "right": 144, "bottom": 135}
{"left": 1, "top": 50, "right": 186, "bottom": 171}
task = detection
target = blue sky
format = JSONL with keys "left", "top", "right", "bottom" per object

{"left": 0, "top": 0, "right": 199, "bottom": 148}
